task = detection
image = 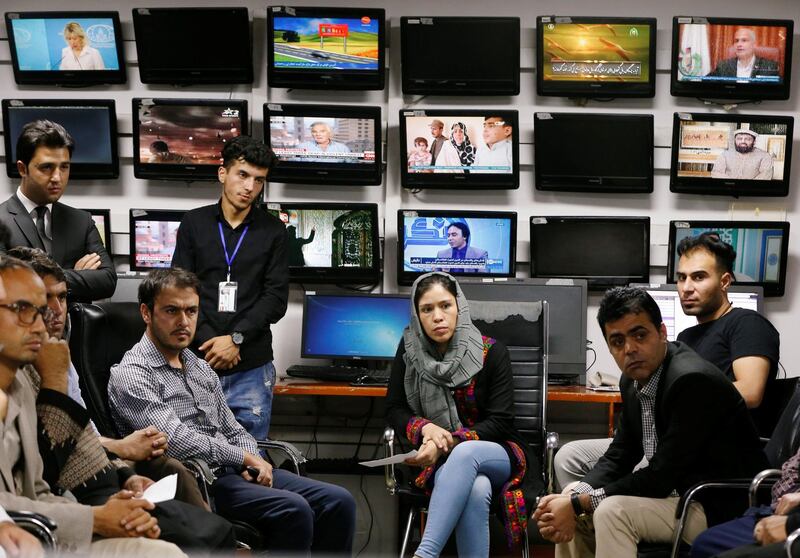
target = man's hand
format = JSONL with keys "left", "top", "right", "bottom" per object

{"left": 103, "top": 427, "right": 168, "bottom": 461}
{"left": 74, "top": 253, "right": 102, "bottom": 271}
{"left": 535, "top": 494, "right": 578, "bottom": 544}
{"left": 123, "top": 475, "right": 155, "bottom": 498}
{"left": 93, "top": 492, "right": 158, "bottom": 538}
{"left": 34, "top": 337, "right": 71, "bottom": 393}
{"left": 421, "top": 423, "right": 454, "bottom": 454}
{"left": 775, "top": 493, "right": 800, "bottom": 515}
{"left": 242, "top": 453, "right": 273, "bottom": 487}
{"left": 405, "top": 440, "right": 441, "bottom": 468}
{"left": 754, "top": 515, "right": 789, "bottom": 545}
{"left": 0, "top": 521, "right": 44, "bottom": 558}
{"left": 199, "top": 335, "right": 241, "bottom": 370}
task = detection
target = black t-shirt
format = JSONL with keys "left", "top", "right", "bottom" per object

{"left": 677, "top": 307, "right": 780, "bottom": 436}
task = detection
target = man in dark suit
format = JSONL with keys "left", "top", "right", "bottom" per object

{"left": 535, "top": 287, "right": 767, "bottom": 557}
{"left": 709, "top": 28, "right": 779, "bottom": 78}
{"left": 0, "top": 120, "right": 116, "bottom": 302}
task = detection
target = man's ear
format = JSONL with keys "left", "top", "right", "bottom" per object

{"left": 659, "top": 322, "right": 668, "bottom": 342}
{"left": 217, "top": 165, "right": 227, "bottom": 184}
{"left": 140, "top": 303, "right": 152, "bottom": 326}
{"left": 16, "top": 161, "right": 27, "bottom": 177}
{"left": 720, "top": 271, "right": 733, "bottom": 292}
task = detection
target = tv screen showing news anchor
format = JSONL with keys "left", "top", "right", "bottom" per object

{"left": 269, "top": 115, "right": 375, "bottom": 165}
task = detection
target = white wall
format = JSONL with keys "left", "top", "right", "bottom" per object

{"left": 1, "top": 0, "right": 798, "bottom": 381}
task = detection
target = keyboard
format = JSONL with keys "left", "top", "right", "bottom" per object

{"left": 286, "top": 364, "right": 390, "bottom": 384}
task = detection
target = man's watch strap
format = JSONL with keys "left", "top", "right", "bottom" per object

{"left": 231, "top": 332, "right": 244, "bottom": 346}
{"left": 570, "top": 492, "right": 587, "bottom": 517}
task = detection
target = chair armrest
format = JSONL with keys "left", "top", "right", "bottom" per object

{"left": 384, "top": 427, "right": 399, "bottom": 495}
{"left": 182, "top": 458, "right": 214, "bottom": 509}
{"left": 750, "top": 469, "right": 782, "bottom": 508}
{"left": 257, "top": 439, "right": 307, "bottom": 475}
{"left": 7, "top": 511, "right": 58, "bottom": 548}
{"left": 786, "top": 526, "right": 800, "bottom": 558}
{"left": 545, "top": 431, "right": 560, "bottom": 494}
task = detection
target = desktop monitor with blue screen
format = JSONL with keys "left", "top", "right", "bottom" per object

{"left": 301, "top": 293, "right": 410, "bottom": 361}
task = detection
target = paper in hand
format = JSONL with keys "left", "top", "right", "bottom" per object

{"left": 139, "top": 473, "right": 178, "bottom": 504}
{"left": 359, "top": 450, "right": 418, "bottom": 468}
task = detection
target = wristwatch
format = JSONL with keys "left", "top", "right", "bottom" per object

{"left": 570, "top": 492, "right": 588, "bottom": 518}
{"left": 231, "top": 332, "right": 244, "bottom": 346}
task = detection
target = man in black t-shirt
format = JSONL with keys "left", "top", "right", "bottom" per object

{"left": 676, "top": 232, "right": 780, "bottom": 437}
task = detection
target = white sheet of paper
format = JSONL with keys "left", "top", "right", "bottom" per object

{"left": 140, "top": 473, "right": 178, "bottom": 504}
{"left": 359, "top": 450, "right": 418, "bottom": 468}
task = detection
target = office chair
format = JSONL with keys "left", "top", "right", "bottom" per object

{"left": 7, "top": 511, "right": 57, "bottom": 549}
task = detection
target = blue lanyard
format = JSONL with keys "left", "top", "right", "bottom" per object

{"left": 218, "top": 222, "right": 249, "bottom": 281}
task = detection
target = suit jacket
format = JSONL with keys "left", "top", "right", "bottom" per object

{"left": 429, "top": 136, "right": 447, "bottom": 164}
{"left": 0, "top": 369, "right": 94, "bottom": 553}
{"left": 583, "top": 342, "right": 767, "bottom": 520}
{"left": 0, "top": 194, "right": 116, "bottom": 302}
{"left": 436, "top": 245, "right": 489, "bottom": 273}
{"left": 710, "top": 56, "right": 779, "bottom": 78}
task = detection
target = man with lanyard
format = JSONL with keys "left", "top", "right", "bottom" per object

{"left": 172, "top": 136, "right": 288, "bottom": 439}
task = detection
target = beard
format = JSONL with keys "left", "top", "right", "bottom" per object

{"left": 735, "top": 142, "right": 755, "bottom": 154}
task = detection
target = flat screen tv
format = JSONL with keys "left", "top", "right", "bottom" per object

{"left": 534, "top": 112, "right": 653, "bottom": 193}
{"left": 670, "top": 112, "right": 793, "bottom": 197}
{"left": 82, "top": 208, "right": 112, "bottom": 253}
{"left": 401, "top": 17, "right": 520, "bottom": 96}
{"left": 667, "top": 220, "right": 789, "bottom": 297}
{"left": 530, "top": 216, "right": 650, "bottom": 289}
{"left": 397, "top": 209, "right": 517, "bottom": 286}
{"left": 267, "top": 6, "right": 385, "bottom": 90}
{"left": 129, "top": 209, "right": 185, "bottom": 272}
{"left": 536, "top": 16, "right": 657, "bottom": 98}
{"left": 264, "top": 103, "right": 381, "bottom": 186}
{"left": 132, "top": 98, "right": 248, "bottom": 182}
{"left": 671, "top": 16, "right": 793, "bottom": 100}
{"left": 263, "top": 202, "right": 380, "bottom": 284}
{"left": 399, "top": 109, "right": 519, "bottom": 190}
{"left": 2, "top": 99, "right": 118, "bottom": 180}
{"left": 5, "top": 11, "right": 126, "bottom": 85}
{"left": 132, "top": 7, "right": 252, "bottom": 85}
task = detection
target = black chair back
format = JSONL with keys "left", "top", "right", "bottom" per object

{"left": 764, "top": 379, "right": 800, "bottom": 468}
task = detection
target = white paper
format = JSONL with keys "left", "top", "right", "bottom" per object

{"left": 139, "top": 473, "right": 177, "bottom": 504}
{"left": 359, "top": 450, "right": 418, "bottom": 468}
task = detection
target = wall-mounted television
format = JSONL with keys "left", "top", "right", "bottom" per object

{"left": 399, "top": 109, "right": 519, "bottom": 190}
{"left": 5, "top": 11, "right": 126, "bottom": 85}
{"left": 263, "top": 202, "right": 381, "bottom": 285}
{"left": 132, "top": 7, "right": 252, "bottom": 85}
{"left": 129, "top": 209, "right": 185, "bottom": 272}
{"left": 667, "top": 220, "right": 789, "bottom": 297}
{"left": 534, "top": 112, "right": 653, "bottom": 193}
{"left": 132, "top": 98, "right": 248, "bottom": 182}
{"left": 2, "top": 99, "right": 118, "bottom": 180}
{"left": 267, "top": 6, "right": 385, "bottom": 90}
{"left": 670, "top": 112, "right": 793, "bottom": 197}
{"left": 536, "top": 16, "right": 657, "bottom": 98}
{"left": 671, "top": 16, "right": 793, "bottom": 100}
{"left": 397, "top": 209, "right": 517, "bottom": 286}
{"left": 264, "top": 103, "right": 381, "bottom": 186}
{"left": 401, "top": 17, "right": 520, "bottom": 96}
{"left": 82, "top": 208, "right": 112, "bottom": 253}
{"left": 530, "top": 216, "right": 650, "bottom": 290}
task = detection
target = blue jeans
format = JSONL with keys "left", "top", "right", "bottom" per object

{"left": 219, "top": 362, "right": 275, "bottom": 440}
{"left": 416, "top": 440, "right": 511, "bottom": 558}
{"left": 690, "top": 506, "right": 772, "bottom": 558}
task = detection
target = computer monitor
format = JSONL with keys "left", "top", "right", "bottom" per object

{"left": 536, "top": 16, "right": 657, "bottom": 98}
{"left": 670, "top": 112, "right": 793, "bottom": 197}
{"left": 82, "top": 208, "right": 112, "bottom": 253}
{"left": 264, "top": 103, "right": 382, "bottom": 186}
{"left": 667, "top": 220, "right": 789, "bottom": 297}
{"left": 401, "top": 17, "right": 520, "bottom": 96}
{"left": 534, "top": 112, "right": 653, "bottom": 193}
{"left": 301, "top": 292, "right": 410, "bottom": 362}
{"left": 2, "top": 99, "right": 119, "bottom": 180}
{"left": 263, "top": 202, "right": 381, "bottom": 285}
{"left": 397, "top": 209, "right": 517, "bottom": 286}
{"left": 129, "top": 209, "right": 185, "bottom": 272}
{"left": 132, "top": 98, "right": 248, "bottom": 182}
{"left": 5, "top": 11, "right": 126, "bottom": 85}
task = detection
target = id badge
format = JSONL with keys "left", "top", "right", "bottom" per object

{"left": 218, "top": 281, "right": 238, "bottom": 313}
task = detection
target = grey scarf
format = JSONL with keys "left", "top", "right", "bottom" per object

{"left": 403, "top": 272, "right": 485, "bottom": 431}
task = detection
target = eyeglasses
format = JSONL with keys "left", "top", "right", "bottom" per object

{"left": 483, "top": 121, "right": 507, "bottom": 128}
{"left": 0, "top": 301, "right": 52, "bottom": 326}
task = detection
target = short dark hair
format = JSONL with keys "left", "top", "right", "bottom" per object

{"left": 5, "top": 247, "right": 66, "bottom": 283}
{"left": 150, "top": 140, "right": 169, "bottom": 153}
{"left": 16, "top": 120, "right": 75, "bottom": 167}
{"left": 0, "top": 255, "right": 35, "bottom": 276}
{"left": 597, "top": 286, "right": 663, "bottom": 337}
{"left": 221, "top": 136, "right": 277, "bottom": 171}
{"left": 414, "top": 137, "right": 428, "bottom": 146}
{"left": 138, "top": 268, "right": 200, "bottom": 311}
{"left": 447, "top": 222, "right": 470, "bottom": 241}
{"left": 676, "top": 232, "right": 736, "bottom": 276}
{"left": 414, "top": 273, "right": 458, "bottom": 313}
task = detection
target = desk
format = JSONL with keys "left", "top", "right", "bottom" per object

{"left": 275, "top": 378, "right": 622, "bottom": 436}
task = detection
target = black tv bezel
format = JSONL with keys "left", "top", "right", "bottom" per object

{"left": 666, "top": 220, "right": 790, "bottom": 297}
{"left": 529, "top": 216, "right": 651, "bottom": 290}
{"left": 132, "top": 7, "right": 253, "bottom": 85}
{"left": 5, "top": 10, "right": 127, "bottom": 86}
{"left": 669, "top": 112, "right": 794, "bottom": 197}
{"left": 400, "top": 16, "right": 520, "bottom": 96}
{"left": 397, "top": 208, "right": 518, "bottom": 286}
{"left": 534, "top": 112, "right": 654, "bottom": 193}
{"left": 267, "top": 5, "right": 386, "bottom": 91}
{"left": 536, "top": 15, "right": 657, "bottom": 99}
{"left": 82, "top": 208, "right": 112, "bottom": 254}
{"left": 263, "top": 103, "right": 382, "bottom": 186}
{"left": 263, "top": 201, "right": 381, "bottom": 285}
{"left": 670, "top": 16, "right": 794, "bottom": 101}
{"left": 398, "top": 109, "right": 520, "bottom": 190}
{"left": 2, "top": 98, "right": 119, "bottom": 180}
{"left": 128, "top": 208, "right": 186, "bottom": 272}
{"left": 132, "top": 97, "right": 249, "bottom": 182}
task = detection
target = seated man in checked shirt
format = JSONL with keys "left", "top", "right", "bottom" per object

{"left": 108, "top": 268, "right": 356, "bottom": 555}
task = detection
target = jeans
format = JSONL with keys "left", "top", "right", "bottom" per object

{"left": 690, "top": 506, "right": 772, "bottom": 558}
{"left": 416, "top": 440, "right": 511, "bottom": 558}
{"left": 219, "top": 362, "right": 275, "bottom": 440}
